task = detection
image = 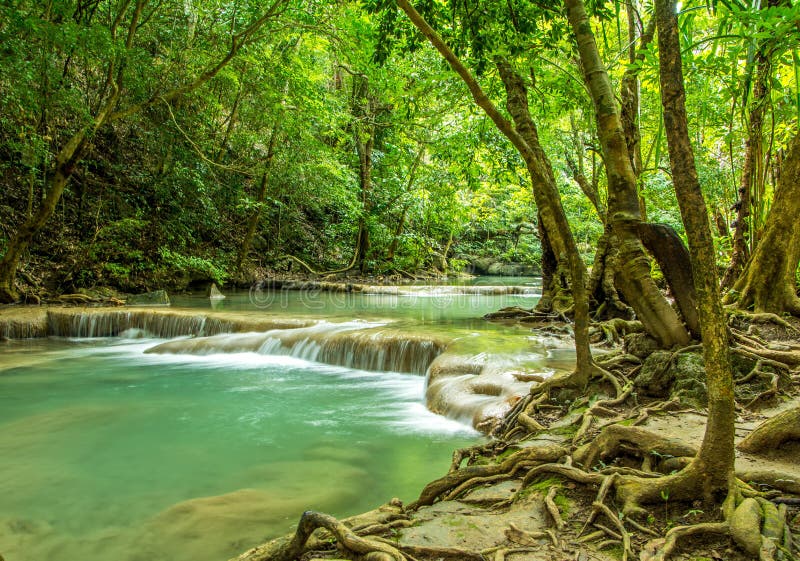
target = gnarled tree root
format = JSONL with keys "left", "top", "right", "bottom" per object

{"left": 243, "top": 510, "right": 405, "bottom": 561}
{"left": 640, "top": 522, "right": 729, "bottom": 561}
{"left": 409, "top": 443, "right": 567, "bottom": 508}
{"left": 573, "top": 424, "right": 698, "bottom": 471}
{"left": 233, "top": 504, "right": 407, "bottom": 561}
{"left": 738, "top": 406, "right": 800, "bottom": 455}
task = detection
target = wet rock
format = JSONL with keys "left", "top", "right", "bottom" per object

{"left": 634, "top": 351, "right": 673, "bottom": 397}
{"left": 671, "top": 352, "right": 707, "bottom": 406}
{"left": 127, "top": 290, "right": 170, "bottom": 306}
{"left": 208, "top": 283, "right": 225, "bottom": 300}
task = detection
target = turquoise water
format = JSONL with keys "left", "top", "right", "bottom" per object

{"left": 175, "top": 276, "right": 542, "bottom": 326}
{"left": 0, "top": 279, "right": 549, "bottom": 561}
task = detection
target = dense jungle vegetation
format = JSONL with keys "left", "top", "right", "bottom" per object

{"left": 2, "top": 2, "right": 800, "bottom": 560}
{"left": 2, "top": 0, "right": 796, "bottom": 306}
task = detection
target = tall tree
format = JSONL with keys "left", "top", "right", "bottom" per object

{"left": 394, "top": 0, "right": 595, "bottom": 384}
{"left": 721, "top": 0, "right": 782, "bottom": 290}
{"left": 729, "top": 134, "right": 800, "bottom": 315}
{"left": 564, "top": 0, "right": 691, "bottom": 348}
{"left": 614, "top": 0, "right": 737, "bottom": 509}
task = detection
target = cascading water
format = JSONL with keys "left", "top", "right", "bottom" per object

{"left": 146, "top": 321, "right": 450, "bottom": 376}
{"left": 0, "top": 279, "right": 574, "bottom": 561}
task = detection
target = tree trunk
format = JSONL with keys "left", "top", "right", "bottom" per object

{"left": 564, "top": 0, "right": 691, "bottom": 348}
{"left": 654, "top": 0, "right": 736, "bottom": 500}
{"left": 636, "top": 222, "right": 700, "bottom": 337}
{"left": 567, "top": 114, "right": 605, "bottom": 221}
{"left": 495, "top": 60, "right": 592, "bottom": 381}
{"left": 387, "top": 146, "right": 423, "bottom": 262}
{"left": 721, "top": 3, "right": 776, "bottom": 290}
{"left": 536, "top": 210, "right": 559, "bottom": 314}
{"left": 354, "top": 126, "right": 373, "bottom": 275}
{"left": 620, "top": 3, "right": 655, "bottom": 219}
{"left": 386, "top": 206, "right": 408, "bottom": 262}
{"left": 730, "top": 134, "right": 800, "bottom": 315}
{"left": 394, "top": 0, "right": 594, "bottom": 383}
{"left": 236, "top": 122, "right": 280, "bottom": 274}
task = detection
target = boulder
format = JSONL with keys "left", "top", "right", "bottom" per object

{"left": 634, "top": 350, "right": 707, "bottom": 404}
{"left": 127, "top": 290, "right": 170, "bottom": 306}
{"left": 624, "top": 332, "right": 661, "bottom": 360}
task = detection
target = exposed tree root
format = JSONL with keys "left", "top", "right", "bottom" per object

{"left": 504, "top": 522, "right": 552, "bottom": 545}
{"left": 737, "top": 469, "right": 800, "bottom": 495}
{"left": 256, "top": 510, "right": 406, "bottom": 561}
{"left": 388, "top": 544, "right": 484, "bottom": 561}
{"left": 590, "top": 318, "right": 644, "bottom": 345}
{"left": 499, "top": 361, "right": 631, "bottom": 443}
{"left": 738, "top": 406, "right": 800, "bottom": 455}
{"left": 544, "top": 486, "right": 566, "bottom": 530}
{"left": 640, "top": 522, "right": 729, "bottom": 561}
{"left": 573, "top": 424, "right": 698, "bottom": 471}
{"left": 731, "top": 333, "right": 800, "bottom": 369}
{"left": 409, "top": 443, "right": 567, "bottom": 509}
{"left": 490, "top": 546, "right": 539, "bottom": 561}
{"left": 729, "top": 310, "right": 800, "bottom": 336}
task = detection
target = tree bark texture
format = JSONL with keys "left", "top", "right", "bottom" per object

{"left": 656, "top": 0, "right": 736, "bottom": 498}
{"left": 495, "top": 60, "right": 592, "bottom": 378}
{"left": 731, "top": 134, "right": 800, "bottom": 315}
{"left": 564, "top": 0, "right": 691, "bottom": 348}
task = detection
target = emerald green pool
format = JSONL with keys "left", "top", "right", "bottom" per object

{"left": 0, "top": 279, "right": 549, "bottom": 561}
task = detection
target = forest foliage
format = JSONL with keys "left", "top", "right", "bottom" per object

{"left": 0, "top": 0, "right": 797, "bottom": 298}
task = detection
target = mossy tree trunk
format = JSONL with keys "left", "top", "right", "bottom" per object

{"left": 721, "top": 0, "right": 780, "bottom": 290}
{"left": 654, "top": 0, "right": 736, "bottom": 499}
{"left": 620, "top": 3, "right": 655, "bottom": 219}
{"left": 496, "top": 61, "right": 590, "bottom": 322}
{"left": 395, "top": 0, "right": 594, "bottom": 383}
{"left": 564, "top": 0, "right": 691, "bottom": 349}
{"left": 729, "top": 133, "right": 800, "bottom": 315}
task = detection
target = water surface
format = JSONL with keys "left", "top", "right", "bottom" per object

{"left": 0, "top": 278, "right": 553, "bottom": 561}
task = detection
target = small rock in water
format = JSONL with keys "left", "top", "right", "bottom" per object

{"left": 208, "top": 283, "right": 226, "bottom": 300}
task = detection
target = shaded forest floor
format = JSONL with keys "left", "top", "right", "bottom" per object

{"left": 233, "top": 314, "right": 800, "bottom": 561}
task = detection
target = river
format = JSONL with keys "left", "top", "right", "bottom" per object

{"left": 0, "top": 277, "right": 573, "bottom": 561}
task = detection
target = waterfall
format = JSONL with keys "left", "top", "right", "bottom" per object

{"left": 146, "top": 322, "right": 449, "bottom": 376}
{"left": 0, "top": 308, "right": 317, "bottom": 339}
{"left": 0, "top": 310, "right": 49, "bottom": 339}
{"left": 424, "top": 351, "right": 552, "bottom": 433}
{"left": 47, "top": 310, "right": 216, "bottom": 338}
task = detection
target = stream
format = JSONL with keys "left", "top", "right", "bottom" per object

{"left": 0, "top": 277, "right": 575, "bottom": 561}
